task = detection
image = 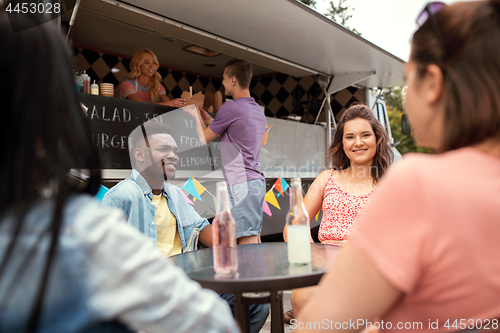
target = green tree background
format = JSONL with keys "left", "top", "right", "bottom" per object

{"left": 299, "top": 0, "right": 317, "bottom": 8}
{"left": 299, "top": 0, "right": 361, "bottom": 35}
{"left": 298, "top": 0, "right": 426, "bottom": 154}
{"left": 384, "top": 87, "right": 431, "bottom": 155}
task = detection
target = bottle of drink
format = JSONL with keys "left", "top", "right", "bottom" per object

{"left": 212, "top": 181, "right": 238, "bottom": 275}
{"left": 183, "top": 227, "right": 200, "bottom": 253}
{"left": 286, "top": 177, "right": 311, "bottom": 265}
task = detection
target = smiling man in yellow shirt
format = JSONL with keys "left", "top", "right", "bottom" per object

{"left": 102, "top": 121, "right": 269, "bottom": 333}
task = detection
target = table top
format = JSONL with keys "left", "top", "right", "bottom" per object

{"left": 171, "top": 242, "right": 341, "bottom": 293}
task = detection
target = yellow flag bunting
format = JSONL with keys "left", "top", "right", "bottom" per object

{"left": 264, "top": 190, "right": 281, "bottom": 210}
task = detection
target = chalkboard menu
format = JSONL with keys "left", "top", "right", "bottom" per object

{"left": 80, "top": 93, "right": 221, "bottom": 171}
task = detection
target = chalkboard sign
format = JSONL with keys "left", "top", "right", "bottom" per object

{"left": 80, "top": 93, "right": 221, "bottom": 171}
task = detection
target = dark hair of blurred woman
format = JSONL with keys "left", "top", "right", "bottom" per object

{"left": 0, "top": 11, "right": 101, "bottom": 331}
{"left": 411, "top": 0, "right": 500, "bottom": 152}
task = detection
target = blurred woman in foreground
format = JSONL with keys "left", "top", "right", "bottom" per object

{"left": 297, "top": 1, "right": 500, "bottom": 331}
{"left": 0, "top": 10, "right": 236, "bottom": 333}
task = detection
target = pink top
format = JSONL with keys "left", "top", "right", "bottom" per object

{"left": 120, "top": 79, "right": 166, "bottom": 103}
{"left": 350, "top": 148, "right": 500, "bottom": 331}
{"left": 318, "top": 170, "right": 375, "bottom": 245}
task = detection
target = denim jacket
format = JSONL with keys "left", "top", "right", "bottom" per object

{"left": 101, "top": 170, "right": 209, "bottom": 251}
{"left": 0, "top": 195, "right": 237, "bottom": 333}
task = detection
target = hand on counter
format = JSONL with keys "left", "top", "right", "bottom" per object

{"left": 161, "top": 98, "right": 186, "bottom": 108}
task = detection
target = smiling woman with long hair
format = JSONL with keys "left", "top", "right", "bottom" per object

{"left": 282, "top": 103, "right": 393, "bottom": 322}
{"left": 0, "top": 10, "right": 236, "bottom": 333}
{"left": 120, "top": 48, "right": 186, "bottom": 108}
{"left": 296, "top": 1, "right": 500, "bottom": 331}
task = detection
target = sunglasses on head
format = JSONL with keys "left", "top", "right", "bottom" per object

{"left": 416, "top": 2, "right": 448, "bottom": 58}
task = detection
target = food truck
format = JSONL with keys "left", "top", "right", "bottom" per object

{"left": 62, "top": 0, "right": 406, "bottom": 237}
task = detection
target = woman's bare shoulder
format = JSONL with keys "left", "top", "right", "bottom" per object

{"left": 316, "top": 169, "right": 336, "bottom": 186}
{"left": 319, "top": 169, "right": 340, "bottom": 178}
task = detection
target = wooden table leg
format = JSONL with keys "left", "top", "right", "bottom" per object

{"left": 234, "top": 293, "right": 251, "bottom": 333}
{"left": 270, "top": 290, "right": 284, "bottom": 333}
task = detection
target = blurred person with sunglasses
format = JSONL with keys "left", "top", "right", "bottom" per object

{"left": 0, "top": 9, "right": 237, "bottom": 333}
{"left": 295, "top": 1, "right": 500, "bottom": 331}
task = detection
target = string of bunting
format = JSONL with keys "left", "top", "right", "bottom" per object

{"left": 181, "top": 177, "right": 205, "bottom": 201}
{"left": 181, "top": 177, "right": 218, "bottom": 211}
{"left": 263, "top": 177, "right": 320, "bottom": 220}
{"left": 262, "top": 177, "right": 289, "bottom": 217}
{"left": 180, "top": 176, "right": 319, "bottom": 220}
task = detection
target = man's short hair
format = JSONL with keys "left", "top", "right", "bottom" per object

{"left": 129, "top": 121, "right": 174, "bottom": 152}
{"left": 225, "top": 59, "right": 253, "bottom": 89}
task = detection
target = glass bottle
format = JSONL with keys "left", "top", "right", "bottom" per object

{"left": 286, "top": 177, "right": 311, "bottom": 265}
{"left": 212, "top": 181, "right": 238, "bottom": 275}
{"left": 183, "top": 227, "right": 200, "bottom": 253}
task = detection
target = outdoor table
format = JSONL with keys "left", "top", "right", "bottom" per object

{"left": 171, "top": 242, "right": 341, "bottom": 333}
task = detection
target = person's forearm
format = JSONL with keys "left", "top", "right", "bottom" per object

{"left": 126, "top": 94, "right": 145, "bottom": 102}
{"left": 198, "top": 118, "right": 218, "bottom": 144}
{"left": 202, "top": 126, "right": 215, "bottom": 144}
{"left": 199, "top": 224, "right": 213, "bottom": 247}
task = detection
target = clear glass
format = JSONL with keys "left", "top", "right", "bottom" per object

{"left": 183, "top": 227, "right": 200, "bottom": 253}
{"left": 286, "top": 177, "right": 311, "bottom": 265}
{"left": 212, "top": 181, "right": 238, "bottom": 275}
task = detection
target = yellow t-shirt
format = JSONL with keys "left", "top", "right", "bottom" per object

{"left": 152, "top": 195, "right": 182, "bottom": 257}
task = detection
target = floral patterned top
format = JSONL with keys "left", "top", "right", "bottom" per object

{"left": 318, "top": 170, "right": 375, "bottom": 246}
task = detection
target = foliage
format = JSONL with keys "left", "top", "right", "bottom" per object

{"left": 383, "top": 87, "right": 432, "bottom": 155}
{"left": 324, "top": 0, "right": 361, "bottom": 35}
{"left": 298, "top": 0, "right": 361, "bottom": 35}
{"left": 298, "top": 0, "right": 317, "bottom": 8}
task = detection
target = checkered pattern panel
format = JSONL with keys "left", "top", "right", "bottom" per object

{"left": 73, "top": 47, "right": 363, "bottom": 120}
{"left": 72, "top": 47, "right": 223, "bottom": 99}
{"left": 251, "top": 74, "right": 365, "bottom": 123}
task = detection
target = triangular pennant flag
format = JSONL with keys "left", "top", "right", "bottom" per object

{"left": 181, "top": 178, "right": 191, "bottom": 189}
{"left": 264, "top": 190, "right": 281, "bottom": 210}
{"left": 182, "top": 177, "right": 203, "bottom": 201}
{"left": 192, "top": 177, "right": 207, "bottom": 196}
{"left": 262, "top": 200, "right": 272, "bottom": 217}
{"left": 315, "top": 210, "right": 320, "bottom": 221}
{"left": 181, "top": 190, "right": 194, "bottom": 205}
{"left": 274, "top": 177, "right": 284, "bottom": 197}
{"left": 281, "top": 177, "right": 289, "bottom": 193}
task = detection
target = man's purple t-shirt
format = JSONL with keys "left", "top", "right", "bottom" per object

{"left": 209, "top": 97, "right": 266, "bottom": 185}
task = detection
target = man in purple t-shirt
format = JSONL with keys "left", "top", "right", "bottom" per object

{"left": 197, "top": 59, "right": 266, "bottom": 245}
